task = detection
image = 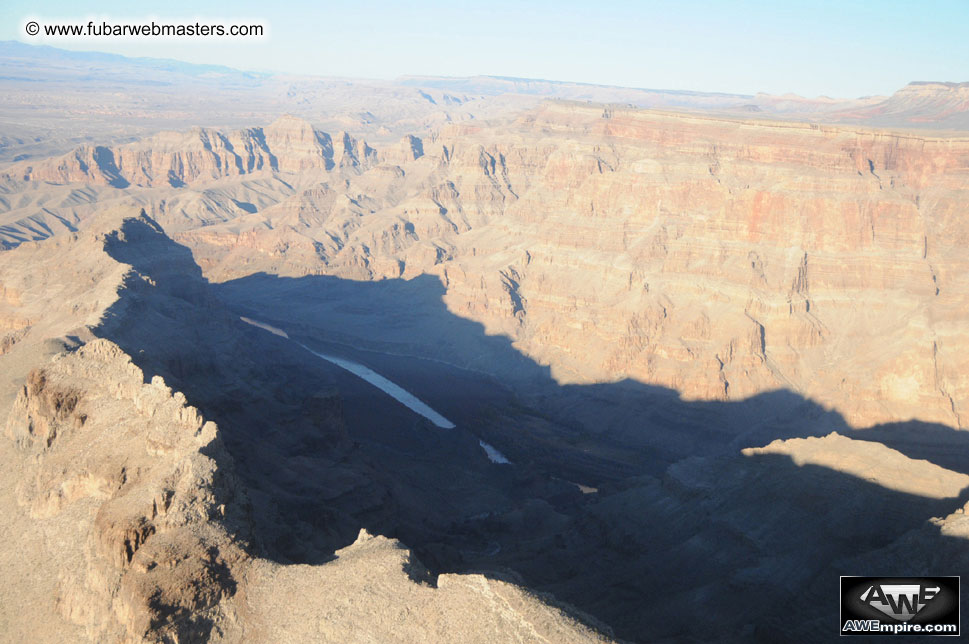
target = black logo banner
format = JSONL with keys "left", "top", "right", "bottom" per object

{"left": 841, "top": 576, "right": 960, "bottom": 636}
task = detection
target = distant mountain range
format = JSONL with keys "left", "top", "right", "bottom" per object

{"left": 4, "top": 40, "right": 967, "bottom": 131}
{"left": 834, "top": 80, "right": 969, "bottom": 129}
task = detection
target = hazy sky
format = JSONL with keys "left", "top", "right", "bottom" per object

{"left": 4, "top": 0, "right": 968, "bottom": 97}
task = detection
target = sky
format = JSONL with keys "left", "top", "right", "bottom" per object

{"left": 3, "top": 0, "right": 968, "bottom": 98}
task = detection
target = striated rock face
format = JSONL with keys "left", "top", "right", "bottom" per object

{"left": 379, "top": 134, "right": 426, "bottom": 166}
{"left": 4, "top": 96, "right": 969, "bottom": 641}
{"left": 3, "top": 116, "right": 374, "bottom": 188}
{"left": 195, "top": 102, "right": 969, "bottom": 435}
{"left": 262, "top": 115, "right": 335, "bottom": 173}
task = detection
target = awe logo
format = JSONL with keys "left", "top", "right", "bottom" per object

{"left": 860, "top": 583, "right": 940, "bottom": 621}
{"left": 840, "top": 576, "right": 960, "bottom": 637}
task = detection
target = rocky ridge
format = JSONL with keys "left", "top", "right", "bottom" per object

{"left": 0, "top": 210, "right": 614, "bottom": 643}
{"left": 2, "top": 115, "right": 377, "bottom": 188}
{"left": 6, "top": 339, "right": 247, "bottom": 642}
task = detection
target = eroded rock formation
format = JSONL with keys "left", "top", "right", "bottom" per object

{"left": 181, "top": 103, "right": 969, "bottom": 435}
{"left": 3, "top": 92, "right": 969, "bottom": 642}
{"left": 0, "top": 210, "right": 615, "bottom": 643}
{"left": 3, "top": 116, "right": 375, "bottom": 188}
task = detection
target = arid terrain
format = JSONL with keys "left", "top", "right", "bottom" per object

{"left": 2, "top": 42, "right": 969, "bottom": 643}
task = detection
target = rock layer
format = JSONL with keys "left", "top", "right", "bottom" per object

{"left": 195, "top": 103, "right": 969, "bottom": 435}
{"left": 4, "top": 98, "right": 969, "bottom": 642}
{"left": 3, "top": 116, "right": 375, "bottom": 188}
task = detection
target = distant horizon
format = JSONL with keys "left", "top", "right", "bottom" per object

{"left": 2, "top": 0, "right": 967, "bottom": 99}
{"left": 4, "top": 38, "right": 963, "bottom": 102}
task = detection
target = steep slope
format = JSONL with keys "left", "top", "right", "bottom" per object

{"left": 0, "top": 209, "right": 614, "bottom": 643}
{"left": 4, "top": 209, "right": 969, "bottom": 643}
{"left": 5, "top": 339, "right": 248, "bottom": 642}
{"left": 5, "top": 99, "right": 969, "bottom": 641}
{"left": 198, "top": 103, "right": 969, "bottom": 440}
{"left": 0, "top": 116, "right": 382, "bottom": 250}
{"left": 2, "top": 116, "right": 376, "bottom": 188}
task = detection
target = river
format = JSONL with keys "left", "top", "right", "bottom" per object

{"left": 240, "top": 317, "right": 512, "bottom": 464}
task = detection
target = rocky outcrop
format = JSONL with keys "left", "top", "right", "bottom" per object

{"left": 243, "top": 529, "right": 612, "bottom": 643}
{"left": 6, "top": 335, "right": 606, "bottom": 644}
{"left": 0, "top": 208, "right": 616, "bottom": 643}
{"left": 6, "top": 339, "right": 247, "bottom": 642}
{"left": 3, "top": 116, "right": 375, "bottom": 188}
{"left": 262, "top": 115, "right": 335, "bottom": 173}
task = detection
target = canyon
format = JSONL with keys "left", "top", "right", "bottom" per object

{"left": 2, "top": 43, "right": 969, "bottom": 643}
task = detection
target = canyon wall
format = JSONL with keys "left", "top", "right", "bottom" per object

{"left": 185, "top": 103, "right": 969, "bottom": 434}
{"left": 2, "top": 115, "right": 375, "bottom": 188}
{"left": 0, "top": 210, "right": 613, "bottom": 643}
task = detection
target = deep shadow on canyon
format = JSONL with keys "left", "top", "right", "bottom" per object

{"left": 93, "top": 221, "right": 969, "bottom": 642}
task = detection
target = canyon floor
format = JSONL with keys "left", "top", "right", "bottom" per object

{"left": 2, "top": 44, "right": 969, "bottom": 643}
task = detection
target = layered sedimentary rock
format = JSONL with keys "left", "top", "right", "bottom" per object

{"left": 0, "top": 210, "right": 613, "bottom": 643}
{"left": 2, "top": 115, "right": 375, "bottom": 188}
{"left": 4, "top": 96, "right": 969, "bottom": 641}
{"left": 13, "top": 100, "right": 963, "bottom": 436}
{"left": 184, "top": 103, "right": 969, "bottom": 435}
